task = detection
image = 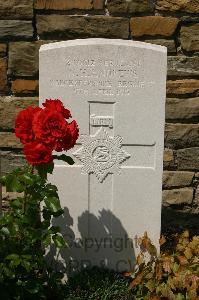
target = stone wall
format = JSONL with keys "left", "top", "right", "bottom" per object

{"left": 0, "top": 0, "right": 199, "bottom": 232}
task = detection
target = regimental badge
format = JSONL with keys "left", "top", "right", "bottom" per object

{"left": 73, "top": 128, "right": 130, "bottom": 182}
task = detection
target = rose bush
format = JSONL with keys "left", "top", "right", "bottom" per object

{"left": 0, "top": 99, "right": 79, "bottom": 299}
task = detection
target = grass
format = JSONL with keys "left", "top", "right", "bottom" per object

{"left": 63, "top": 266, "right": 131, "bottom": 300}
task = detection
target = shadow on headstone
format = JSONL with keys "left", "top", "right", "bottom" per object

{"left": 46, "top": 207, "right": 136, "bottom": 277}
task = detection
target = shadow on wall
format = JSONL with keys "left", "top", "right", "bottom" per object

{"left": 161, "top": 207, "right": 199, "bottom": 237}
{"left": 46, "top": 208, "right": 135, "bottom": 276}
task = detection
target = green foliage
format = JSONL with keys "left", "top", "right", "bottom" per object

{"left": 125, "top": 232, "right": 199, "bottom": 300}
{"left": 1, "top": 167, "right": 199, "bottom": 300}
{"left": 0, "top": 165, "right": 67, "bottom": 300}
{"left": 53, "top": 154, "right": 75, "bottom": 165}
{"left": 64, "top": 267, "right": 130, "bottom": 300}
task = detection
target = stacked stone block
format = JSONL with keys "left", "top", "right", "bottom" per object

{"left": 0, "top": 0, "right": 199, "bottom": 229}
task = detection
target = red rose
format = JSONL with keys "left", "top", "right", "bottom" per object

{"left": 15, "top": 99, "right": 79, "bottom": 166}
{"left": 15, "top": 107, "right": 41, "bottom": 144}
{"left": 24, "top": 141, "right": 53, "bottom": 165}
{"left": 42, "top": 99, "right": 71, "bottom": 119}
{"left": 55, "top": 120, "right": 79, "bottom": 152}
{"left": 32, "top": 109, "right": 68, "bottom": 147}
{"left": 66, "top": 120, "right": 79, "bottom": 150}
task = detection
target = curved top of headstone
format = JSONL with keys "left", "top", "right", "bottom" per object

{"left": 40, "top": 38, "right": 167, "bottom": 53}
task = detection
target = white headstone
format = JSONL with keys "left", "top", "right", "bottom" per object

{"left": 39, "top": 39, "right": 167, "bottom": 273}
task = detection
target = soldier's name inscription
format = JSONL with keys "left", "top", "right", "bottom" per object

{"left": 49, "top": 56, "right": 155, "bottom": 96}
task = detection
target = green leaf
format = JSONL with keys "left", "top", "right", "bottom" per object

{"left": 12, "top": 223, "right": 20, "bottom": 234}
{"left": 1, "top": 226, "right": 10, "bottom": 235}
{"left": 36, "top": 162, "right": 54, "bottom": 180}
{"left": 6, "top": 254, "right": 21, "bottom": 266}
{"left": 20, "top": 174, "right": 34, "bottom": 185}
{"left": 21, "top": 255, "right": 32, "bottom": 260}
{"left": 46, "top": 161, "right": 54, "bottom": 174}
{"left": 53, "top": 154, "right": 75, "bottom": 165}
{"left": 10, "top": 198, "right": 22, "bottom": 209}
{"left": 42, "top": 208, "right": 52, "bottom": 220}
{"left": 44, "top": 196, "right": 62, "bottom": 213}
{"left": 41, "top": 219, "right": 51, "bottom": 230}
{"left": 36, "top": 164, "right": 47, "bottom": 179}
{"left": 52, "top": 209, "right": 64, "bottom": 217}
{"left": 45, "top": 183, "right": 58, "bottom": 192}
{"left": 0, "top": 214, "right": 13, "bottom": 225}
{"left": 5, "top": 175, "right": 24, "bottom": 193}
{"left": 21, "top": 260, "right": 31, "bottom": 271}
{"left": 43, "top": 232, "right": 52, "bottom": 247}
{"left": 52, "top": 234, "right": 66, "bottom": 249}
{"left": 49, "top": 226, "right": 60, "bottom": 234}
{"left": 0, "top": 175, "right": 6, "bottom": 185}
{"left": 26, "top": 282, "right": 41, "bottom": 294}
